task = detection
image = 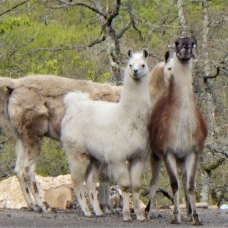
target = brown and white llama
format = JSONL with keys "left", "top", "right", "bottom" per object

{"left": 60, "top": 49, "right": 151, "bottom": 221}
{"left": 146, "top": 37, "right": 207, "bottom": 225}
{"left": 0, "top": 75, "right": 121, "bottom": 213}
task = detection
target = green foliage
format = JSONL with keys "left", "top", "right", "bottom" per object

{"left": 0, "top": 16, "right": 30, "bottom": 34}
{"left": 0, "top": 139, "right": 15, "bottom": 181}
{"left": 36, "top": 138, "right": 69, "bottom": 177}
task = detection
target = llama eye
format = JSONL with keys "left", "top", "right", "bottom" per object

{"left": 142, "top": 64, "right": 145, "bottom": 68}
{"left": 129, "top": 64, "right": 132, "bottom": 68}
{"left": 168, "top": 67, "right": 172, "bottom": 71}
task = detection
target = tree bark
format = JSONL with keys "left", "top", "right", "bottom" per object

{"left": 90, "top": 0, "right": 133, "bottom": 85}
{"left": 176, "top": 0, "right": 187, "bottom": 35}
{"left": 200, "top": 0, "right": 217, "bottom": 203}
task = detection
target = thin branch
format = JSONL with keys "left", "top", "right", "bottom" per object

{"left": 203, "top": 157, "right": 225, "bottom": 172}
{"left": 116, "top": 17, "right": 133, "bottom": 39}
{"left": 130, "top": 19, "right": 143, "bottom": 41}
{"left": 9, "top": 37, "right": 35, "bottom": 58}
{"left": 203, "top": 67, "right": 220, "bottom": 79}
{"left": 0, "top": 0, "right": 28, "bottom": 17}
{"left": 107, "top": 0, "right": 121, "bottom": 23}
{"left": 19, "top": 35, "right": 105, "bottom": 55}
{"left": 206, "top": 144, "right": 228, "bottom": 158}
{"left": 157, "top": 188, "right": 174, "bottom": 204}
{"left": 51, "top": 0, "right": 107, "bottom": 19}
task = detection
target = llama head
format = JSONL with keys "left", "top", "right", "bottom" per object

{"left": 174, "top": 37, "right": 195, "bottom": 62}
{"left": 127, "top": 49, "right": 149, "bottom": 80}
{"left": 163, "top": 50, "right": 173, "bottom": 83}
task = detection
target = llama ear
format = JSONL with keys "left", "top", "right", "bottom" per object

{"left": 168, "top": 44, "right": 175, "bottom": 49}
{"left": 127, "top": 49, "right": 133, "bottom": 58}
{"left": 143, "top": 49, "right": 149, "bottom": 59}
{"left": 164, "top": 50, "right": 171, "bottom": 63}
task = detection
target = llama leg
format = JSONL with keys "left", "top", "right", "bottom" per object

{"left": 129, "top": 158, "right": 147, "bottom": 221}
{"left": 98, "top": 163, "right": 114, "bottom": 214}
{"left": 182, "top": 168, "right": 192, "bottom": 221}
{"left": 185, "top": 152, "right": 203, "bottom": 226}
{"left": 109, "top": 162, "right": 131, "bottom": 222}
{"left": 86, "top": 159, "right": 104, "bottom": 216}
{"left": 163, "top": 153, "right": 181, "bottom": 224}
{"left": 14, "top": 139, "right": 39, "bottom": 211}
{"left": 145, "top": 153, "right": 162, "bottom": 219}
{"left": 66, "top": 148, "right": 92, "bottom": 217}
{"left": 22, "top": 141, "right": 47, "bottom": 212}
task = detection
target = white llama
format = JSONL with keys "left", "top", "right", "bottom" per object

{"left": 61, "top": 49, "right": 150, "bottom": 221}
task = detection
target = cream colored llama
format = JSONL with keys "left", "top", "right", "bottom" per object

{"left": 61, "top": 49, "right": 150, "bottom": 221}
{"left": 146, "top": 37, "right": 207, "bottom": 225}
{"left": 0, "top": 75, "right": 121, "bottom": 212}
{"left": 148, "top": 57, "right": 172, "bottom": 108}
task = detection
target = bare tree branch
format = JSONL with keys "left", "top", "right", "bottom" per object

{"left": 176, "top": 0, "right": 187, "bottom": 35}
{"left": 116, "top": 17, "right": 133, "bottom": 39}
{"left": 9, "top": 37, "right": 35, "bottom": 58}
{"left": 51, "top": 0, "right": 107, "bottom": 18}
{"left": 20, "top": 36, "right": 105, "bottom": 55}
{"left": 0, "top": 0, "right": 28, "bottom": 17}
{"left": 157, "top": 188, "right": 174, "bottom": 204}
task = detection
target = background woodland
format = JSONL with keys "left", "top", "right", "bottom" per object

{"left": 0, "top": 0, "right": 228, "bottom": 207}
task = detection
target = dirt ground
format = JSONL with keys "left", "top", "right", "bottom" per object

{"left": 0, "top": 208, "right": 228, "bottom": 228}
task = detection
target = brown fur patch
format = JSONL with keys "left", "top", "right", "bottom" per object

{"left": 148, "top": 62, "right": 169, "bottom": 107}
{"left": 33, "top": 182, "right": 39, "bottom": 193}
{"left": 150, "top": 74, "right": 207, "bottom": 156}
{"left": 24, "top": 166, "right": 30, "bottom": 173}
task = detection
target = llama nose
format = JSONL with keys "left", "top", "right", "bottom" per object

{"left": 182, "top": 42, "right": 190, "bottom": 50}
{"left": 134, "top": 69, "right": 138, "bottom": 74}
{"left": 184, "top": 45, "right": 190, "bottom": 50}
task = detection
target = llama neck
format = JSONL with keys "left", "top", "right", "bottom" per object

{"left": 168, "top": 54, "right": 194, "bottom": 107}
{"left": 120, "top": 73, "right": 150, "bottom": 109}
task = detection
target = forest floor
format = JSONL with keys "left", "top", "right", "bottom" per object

{"left": 0, "top": 207, "right": 227, "bottom": 228}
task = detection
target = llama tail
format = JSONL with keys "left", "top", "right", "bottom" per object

{"left": 0, "top": 77, "right": 21, "bottom": 90}
{"left": 63, "top": 91, "right": 90, "bottom": 108}
{"left": 0, "top": 77, "right": 20, "bottom": 143}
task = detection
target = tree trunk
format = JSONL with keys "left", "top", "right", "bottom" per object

{"left": 176, "top": 0, "right": 187, "bottom": 35}
{"left": 200, "top": 0, "right": 217, "bottom": 203}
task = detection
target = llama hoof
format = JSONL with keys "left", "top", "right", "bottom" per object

{"left": 186, "top": 216, "right": 193, "bottom": 222}
{"left": 31, "top": 205, "right": 42, "bottom": 212}
{"left": 42, "top": 207, "right": 51, "bottom": 213}
{"left": 192, "top": 220, "right": 203, "bottom": 226}
{"left": 84, "top": 212, "right": 93, "bottom": 217}
{"left": 100, "top": 204, "right": 106, "bottom": 213}
{"left": 123, "top": 218, "right": 132, "bottom": 222}
{"left": 101, "top": 205, "right": 115, "bottom": 214}
{"left": 138, "top": 216, "right": 148, "bottom": 222}
{"left": 106, "top": 206, "right": 116, "bottom": 214}
{"left": 96, "top": 213, "right": 105, "bottom": 217}
{"left": 104, "top": 209, "right": 114, "bottom": 215}
{"left": 170, "top": 219, "right": 181, "bottom": 224}
{"left": 146, "top": 213, "right": 152, "bottom": 220}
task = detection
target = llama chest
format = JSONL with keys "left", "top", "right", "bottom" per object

{"left": 163, "top": 101, "right": 200, "bottom": 157}
{"left": 86, "top": 109, "right": 150, "bottom": 162}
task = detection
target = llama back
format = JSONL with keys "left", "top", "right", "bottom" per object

{"left": 18, "top": 75, "right": 122, "bottom": 102}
